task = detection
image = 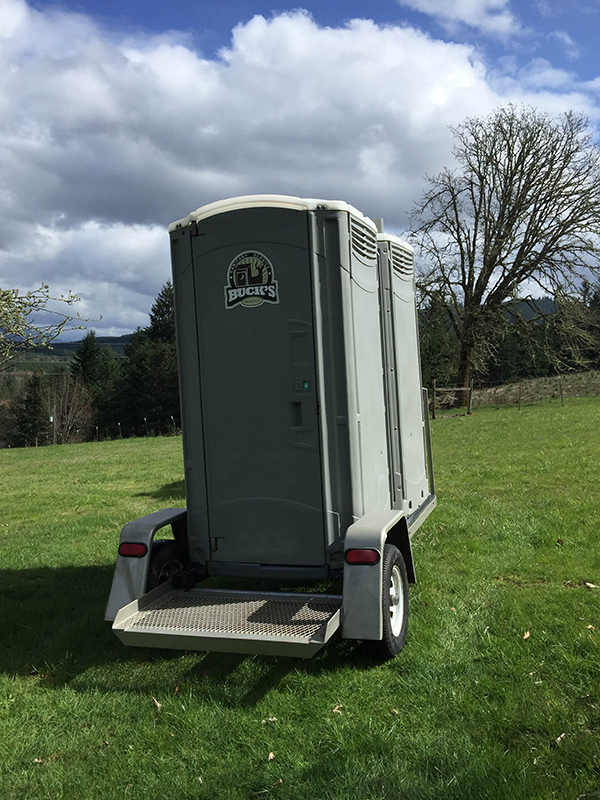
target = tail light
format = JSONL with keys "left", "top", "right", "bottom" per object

{"left": 344, "top": 548, "right": 380, "bottom": 565}
{"left": 118, "top": 542, "right": 148, "bottom": 558}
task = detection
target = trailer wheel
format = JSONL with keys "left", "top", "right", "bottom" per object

{"left": 146, "top": 539, "right": 187, "bottom": 591}
{"left": 372, "top": 544, "right": 409, "bottom": 660}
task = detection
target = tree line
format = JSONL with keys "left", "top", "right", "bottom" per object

{"left": 3, "top": 277, "right": 600, "bottom": 448}
{"left": 419, "top": 284, "right": 600, "bottom": 390}
{"left": 0, "top": 283, "right": 179, "bottom": 447}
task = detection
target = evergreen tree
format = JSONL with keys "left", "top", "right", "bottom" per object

{"left": 418, "top": 296, "right": 457, "bottom": 389}
{"left": 116, "top": 329, "right": 154, "bottom": 432}
{"left": 70, "top": 330, "right": 101, "bottom": 386}
{"left": 148, "top": 339, "right": 179, "bottom": 430}
{"left": 586, "top": 283, "right": 600, "bottom": 367}
{"left": 0, "top": 403, "right": 13, "bottom": 448}
{"left": 148, "top": 282, "right": 175, "bottom": 344}
{"left": 70, "top": 329, "right": 125, "bottom": 434}
{"left": 116, "top": 326, "right": 179, "bottom": 435}
{"left": 94, "top": 346, "right": 122, "bottom": 429}
{"left": 101, "top": 283, "right": 179, "bottom": 437}
{"left": 486, "top": 325, "right": 553, "bottom": 384}
{"left": 11, "top": 373, "right": 49, "bottom": 446}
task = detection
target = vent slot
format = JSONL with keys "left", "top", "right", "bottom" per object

{"left": 391, "top": 243, "right": 413, "bottom": 277}
{"left": 350, "top": 219, "right": 377, "bottom": 266}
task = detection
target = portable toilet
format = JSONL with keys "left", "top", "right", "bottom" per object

{"left": 105, "top": 195, "right": 435, "bottom": 659}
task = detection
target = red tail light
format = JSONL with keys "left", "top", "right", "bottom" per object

{"left": 118, "top": 542, "right": 148, "bottom": 558}
{"left": 345, "top": 548, "right": 380, "bottom": 565}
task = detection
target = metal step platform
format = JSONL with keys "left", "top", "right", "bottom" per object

{"left": 112, "top": 581, "right": 342, "bottom": 658}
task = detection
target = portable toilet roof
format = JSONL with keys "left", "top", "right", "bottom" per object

{"left": 168, "top": 194, "right": 377, "bottom": 233}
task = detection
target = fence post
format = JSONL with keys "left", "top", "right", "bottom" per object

{"left": 432, "top": 380, "right": 437, "bottom": 420}
{"left": 467, "top": 380, "right": 474, "bottom": 415}
{"left": 518, "top": 383, "right": 522, "bottom": 412}
{"left": 559, "top": 375, "right": 564, "bottom": 406}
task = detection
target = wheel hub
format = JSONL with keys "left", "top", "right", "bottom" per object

{"left": 389, "top": 564, "right": 404, "bottom": 637}
{"left": 157, "top": 559, "right": 184, "bottom": 585}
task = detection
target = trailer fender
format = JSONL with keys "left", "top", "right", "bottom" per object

{"left": 104, "top": 508, "right": 187, "bottom": 622}
{"left": 341, "top": 509, "right": 414, "bottom": 641}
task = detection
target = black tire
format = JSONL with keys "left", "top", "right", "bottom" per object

{"left": 146, "top": 539, "right": 187, "bottom": 591}
{"left": 370, "top": 543, "right": 409, "bottom": 660}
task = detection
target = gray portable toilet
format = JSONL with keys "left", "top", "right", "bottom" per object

{"left": 105, "top": 195, "right": 435, "bottom": 659}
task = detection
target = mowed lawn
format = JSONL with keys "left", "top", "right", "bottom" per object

{"left": 0, "top": 399, "right": 599, "bottom": 800}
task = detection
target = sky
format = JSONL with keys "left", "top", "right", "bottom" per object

{"left": 2, "top": 0, "right": 600, "bottom": 338}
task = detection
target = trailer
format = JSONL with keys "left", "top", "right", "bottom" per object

{"left": 104, "top": 195, "right": 435, "bottom": 659}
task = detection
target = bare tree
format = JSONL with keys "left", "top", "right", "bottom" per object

{"left": 45, "top": 375, "right": 94, "bottom": 444}
{"left": 0, "top": 284, "right": 82, "bottom": 370}
{"left": 410, "top": 105, "right": 600, "bottom": 404}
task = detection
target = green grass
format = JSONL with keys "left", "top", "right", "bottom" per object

{"left": 1, "top": 401, "right": 599, "bottom": 800}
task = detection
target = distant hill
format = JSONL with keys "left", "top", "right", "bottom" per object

{"left": 510, "top": 296, "right": 556, "bottom": 321}
{"left": 27, "top": 333, "right": 133, "bottom": 359}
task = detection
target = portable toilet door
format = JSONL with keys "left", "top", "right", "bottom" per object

{"left": 170, "top": 197, "right": 326, "bottom": 568}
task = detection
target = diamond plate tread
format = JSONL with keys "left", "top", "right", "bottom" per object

{"left": 124, "top": 589, "right": 342, "bottom": 643}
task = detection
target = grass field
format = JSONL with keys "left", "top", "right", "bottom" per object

{"left": 1, "top": 398, "right": 599, "bottom": 799}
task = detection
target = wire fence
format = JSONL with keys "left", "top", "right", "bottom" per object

{"left": 431, "top": 380, "right": 473, "bottom": 418}
{"left": 430, "top": 369, "right": 600, "bottom": 416}
{"left": 2, "top": 417, "right": 182, "bottom": 449}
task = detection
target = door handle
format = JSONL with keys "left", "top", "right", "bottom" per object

{"left": 291, "top": 402, "right": 303, "bottom": 429}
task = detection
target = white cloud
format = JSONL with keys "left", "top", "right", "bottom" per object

{"left": 535, "top": 1, "right": 560, "bottom": 18}
{"left": 548, "top": 30, "right": 580, "bottom": 60}
{"left": 0, "top": 0, "right": 28, "bottom": 38}
{"left": 396, "top": 0, "right": 521, "bottom": 37}
{"left": 0, "top": 2, "right": 598, "bottom": 334}
{"left": 488, "top": 58, "right": 600, "bottom": 117}
{"left": 513, "top": 58, "right": 577, "bottom": 90}
{"left": 0, "top": 221, "right": 169, "bottom": 335}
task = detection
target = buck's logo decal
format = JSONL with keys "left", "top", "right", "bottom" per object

{"left": 224, "top": 251, "right": 279, "bottom": 309}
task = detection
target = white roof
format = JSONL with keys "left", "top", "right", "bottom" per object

{"left": 169, "top": 194, "right": 377, "bottom": 233}
{"left": 377, "top": 231, "right": 414, "bottom": 254}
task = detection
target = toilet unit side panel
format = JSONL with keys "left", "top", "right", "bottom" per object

{"left": 388, "top": 241, "right": 429, "bottom": 511}
{"left": 170, "top": 227, "right": 210, "bottom": 564}
{"left": 310, "top": 210, "right": 355, "bottom": 546}
{"left": 343, "top": 215, "right": 391, "bottom": 517}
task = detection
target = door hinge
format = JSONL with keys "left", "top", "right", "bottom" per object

{"left": 189, "top": 220, "right": 199, "bottom": 237}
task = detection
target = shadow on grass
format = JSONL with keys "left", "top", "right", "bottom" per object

{"left": 135, "top": 479, "right": 186, "bottom": 501}
{"left": 1, "top": 565, "right": 374, "bottom": 705}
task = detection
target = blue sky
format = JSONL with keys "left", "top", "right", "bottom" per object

{"left": 3, "top": 0, "right": 600, "bottom": 336}
{"left": 41, "top": 0, "right": 600, "bottom": 78}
